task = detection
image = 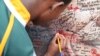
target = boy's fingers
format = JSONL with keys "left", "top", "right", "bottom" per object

{"left": 58, "top": 34, "right": 66, "bottom": 48}
{"left": 52, "top": 33, "right": 60, "bottom": 43}
{"left": 52, "top": 33, "right": 67, "bottom": 48}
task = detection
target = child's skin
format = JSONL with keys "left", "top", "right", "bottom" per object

{"left": 45, "top": 33, "right": 67, "bottom": 56}
{"left": 21, "top": 0, "right": 72, "bottom": 55}
{"left": 21, "top": 0, "right": 72, "bottom": 26}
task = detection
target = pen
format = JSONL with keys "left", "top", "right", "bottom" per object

{"left": 58, "top": 38, "right": 63, "bottom": 56}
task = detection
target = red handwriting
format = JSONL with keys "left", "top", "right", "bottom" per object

{"left": 58, "top": 30, "right": 79, "bottom": 43}
{"left": 58, "top": 30, "right": 72, "bottom": 37}
{"left": 67, "top": 4, "right": 79, "bottom": 11}
{"left": 91, "top": 48, "right": 100, "bottom": 56}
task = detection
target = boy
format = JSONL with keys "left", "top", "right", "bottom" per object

{"left": 0, "top": 0, "right": 71, "bottom": 56}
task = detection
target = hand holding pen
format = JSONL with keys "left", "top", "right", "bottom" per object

{"left": 45, "top": 33, "right": 66, "bottom": 56}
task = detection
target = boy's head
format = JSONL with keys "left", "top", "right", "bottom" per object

{"left": 22, "top": 0, "right": 72, "bottom": 26}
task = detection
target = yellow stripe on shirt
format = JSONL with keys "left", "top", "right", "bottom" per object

{"left": 0, "top": 14, "right": 14, "bottom": 56}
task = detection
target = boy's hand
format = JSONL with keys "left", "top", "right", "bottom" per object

{"left": 45, "top": 33, "right": 66, "bottom": 56}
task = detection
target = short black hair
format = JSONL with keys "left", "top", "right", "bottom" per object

{"left": 63, "top": 0, "right": 72, "bottom": 5}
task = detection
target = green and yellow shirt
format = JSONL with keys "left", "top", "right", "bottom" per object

{"left": 0, "top": 0, "right": 36, "bottom": 56}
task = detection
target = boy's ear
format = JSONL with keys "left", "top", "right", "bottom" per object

{"left": 52, "top": 2, "right": 64, "bottom": 10}
{"left": 51, "top": 0, "right": 72, "bottom": 11}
